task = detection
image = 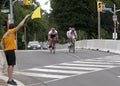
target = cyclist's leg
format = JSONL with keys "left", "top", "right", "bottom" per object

{"left": 48, "top": 38, "right": 52, "bottom": 48}
{"left": 51, "top": 38, "right": 56, "bottom": 53}
{"left": 67, "top": 38, "right": 71, "bottom": 50}
{"left": 52, "top": 37, "right": 57, "bottom": 49}
{"left": 49, "top": 38, "right": 53, "bottom": 53}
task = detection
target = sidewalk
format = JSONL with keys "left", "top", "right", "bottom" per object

{"left": 0, "top": 79, "right": 8, "bottom": 86}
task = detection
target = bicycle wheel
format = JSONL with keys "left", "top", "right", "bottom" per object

{"left": 68, "top": 46, "right": 71, "bottom": 53}
{"left": 51, "top": 41, "right": 55, "bottom": 54}
{"left": 53, "top": 43, "right": 55, "bottom": 54}
{"left": 50, "top": 41, "right": 53, "bottom": 53}
{"left": 68, "top": 43, "right": 72, "bottom": 53}
{"left": 49, "top": 45, "right": 52, "bottom": 53}
{"left": 73, "top": 44, "right": 75, "bottom": 53}
{"left": 72, "top": 39, "right": 76, "bottom": 53}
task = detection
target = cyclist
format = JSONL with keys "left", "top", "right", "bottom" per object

{"left": 48, "top": 27, "right": 58, "bottom": 49}
{"left": 67, "top": 27, "right": 77, "bottom": 46}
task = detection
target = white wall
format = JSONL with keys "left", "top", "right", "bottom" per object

{"left": 0, "top": 51, "right": 6, "bottom": 73}
{"left": 76, "top": 39, "right": 120, "bottom": 54}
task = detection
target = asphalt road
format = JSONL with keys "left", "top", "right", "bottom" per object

{"left": 3, "top": 49, "right": 120, "bottom": 86}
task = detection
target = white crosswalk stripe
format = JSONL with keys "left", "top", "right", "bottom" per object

{"left": 14, "top": 56, "right": 120, "bottom": 81}
{"left": 44, "top": 65, "right": 103, "bottom": 71}
{"left": 73, "top": 61, "right": 118, "bottom": 64}
{"left": 59, "top": 63, "right": 115, "bottom": 68}
{"left": 28, "top": 68, "right": 88, "bottom": 74}
{"left": 15, "top": 71, "right": 69, "bottom": 79}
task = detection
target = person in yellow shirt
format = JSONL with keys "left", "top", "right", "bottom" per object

{"left": 0, "top": 14, "right": 30, "bottom": 85}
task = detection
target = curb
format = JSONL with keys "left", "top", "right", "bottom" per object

{"left": 0, "top": 75, "right": 25, "bottom": 86}
{"left": 0, "top": 79, "right": 8, "bottom": 86}
{"left": 0, "top": 51, "right": 25, "bottom": 86}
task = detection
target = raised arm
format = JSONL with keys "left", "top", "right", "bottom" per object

{"left": 15, "top": 14, "right": 30, "bottom": 32}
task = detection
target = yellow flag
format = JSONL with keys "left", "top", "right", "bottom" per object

{"left": 31, "top": 6, "right": 41, "bottom": 19}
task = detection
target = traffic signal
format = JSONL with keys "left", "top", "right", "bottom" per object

{"left": 24, "top": 0, "right": 32, "bottom": 5}
{"left": 97, "top": 1, "right": 102, "bottom": 12}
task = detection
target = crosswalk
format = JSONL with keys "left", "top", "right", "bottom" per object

{"left": 14, "top": 55, "right": 120, "bottom": 82}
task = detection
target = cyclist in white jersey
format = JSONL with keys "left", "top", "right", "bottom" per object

{"left": 66, "top": 27, "right": 77, "bottom": 45}
{"left": 48, "top": 27, "right": 58, "bottom": 48}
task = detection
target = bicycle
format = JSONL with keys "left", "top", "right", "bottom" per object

{"left": 49, "top": 37, "right": 57, "bottom": 54}
{"left": 68, "top": 38, "right": 76, "bottom": 53}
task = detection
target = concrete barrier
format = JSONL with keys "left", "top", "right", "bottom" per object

{"left": 76, "top": 39, "right": 120, "bottom": 54}
{"left": 0, "top": 50, "right": 6, "bottom": 73}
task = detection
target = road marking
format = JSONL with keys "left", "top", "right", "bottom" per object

{"left": 15, "top": 71, "right": 69, "bottom": 79}
{"left": 117, "top": 76, "right": 120, "bottom": 78}
{"left": 45, "top": 65, "right": 103, "bottom": 71}
{"left": 86, "top": 59, "right": 120, "bottom": 63}
{"left": 28, "top": 68, "right": 88, "bottom": 74}
{"left": 59, "top": 63, "right": 115, "bottom": 68}
{"left": 73, "top": 61, "right": 117, "bottom": 65}
{"left": 13, "top": 55, "right": 120, "bottom": 85}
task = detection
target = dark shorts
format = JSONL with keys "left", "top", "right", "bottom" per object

{"left": 51, "top": 34, "right": 56, "bottom": 38}
{"left": 4, "top": 50, "right": 16, "bottom": 66}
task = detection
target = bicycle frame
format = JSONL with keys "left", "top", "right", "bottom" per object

{"left": 68, "top": 38, "right": 76, "bottom": 53}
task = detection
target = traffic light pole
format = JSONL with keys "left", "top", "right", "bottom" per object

{"left": 98, "top": 12, "right": 101, "bottom": 39}
{"left": 97, "top": 0, "right": 102, "bottom": 39}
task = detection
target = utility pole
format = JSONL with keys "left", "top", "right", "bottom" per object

{"left": 102, "top": 3, "right": 120, "bottom": 40}
{"left": 9, "top": 0, "right": 18, "bottom": 49}
{"left": 98, "top": 11, "right": 101, "bottom": 39}
{"left": 113, "top": 4, "right": 118, "bottom": 40}
{"left": 97, "top": 0, "right": 102, "bottom": 39}
{"left": 24, "top": 26, "right": 27, "bottom": 49}
{"left": 9, "top": 0, "right": 14, "bottom": 24}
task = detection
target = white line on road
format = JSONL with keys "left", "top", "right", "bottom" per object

{"left": 59, "top": 63, "right": 115, "bottom": 68}
{"left": 85, "top": 59, "right": 120, "bottom": 63}
{"left": 44, "top": 65, "right": 103, "bottom": 71}
{"left": 117, "top": 76, "right": 120, "bottom": 78}
{"left": 28, "top": 68, "right": 88, "bottom": 74}
{"left": 73, "top": 61, "right": 118, "bottom": 65}
{"left": 15, "top": 71, "right": 69, "bottom": 79}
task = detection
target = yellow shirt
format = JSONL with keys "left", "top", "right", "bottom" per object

{"left": 2, "top": 28, "right": 16, "bottom": 51}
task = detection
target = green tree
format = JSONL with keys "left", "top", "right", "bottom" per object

{"left": 0, "top": 0, "right": 50, "bottom": 49}
{"left": 50, "top": 0, "right": 120, "bottom": 42}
